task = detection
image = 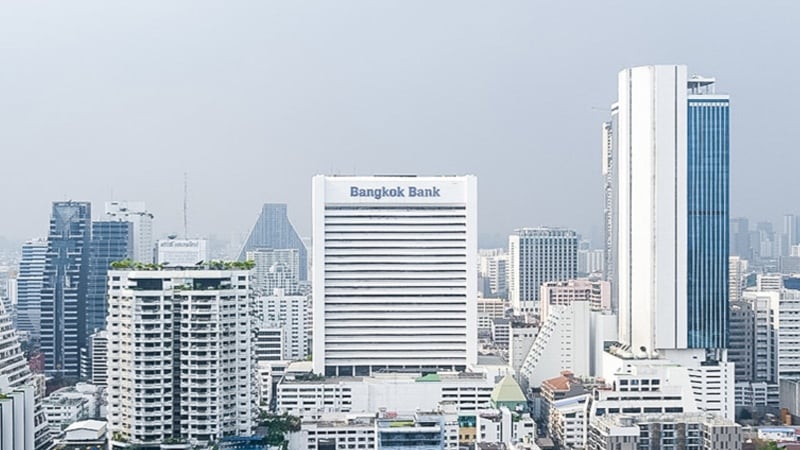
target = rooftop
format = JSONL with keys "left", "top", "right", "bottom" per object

{"left": 491, "top": 375, "right": 526, "bottom": 404}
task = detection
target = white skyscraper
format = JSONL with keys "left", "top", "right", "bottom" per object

{"left": 508, "top": 227, "right": 578, "bottom": 315}
{"left": 105, "top": 201, "right": 155, "bottom": 264}
{"left": 247, "top": 248, "right": 301, "bottom": 295}
{"left": 312, "top": 175, "right": 477, "bottom": 376}
{"left": 614, "top": 65, "right": 730, "bottom": 354}
{"left": 106, "top": 268, "right": 257, "bottom": 447}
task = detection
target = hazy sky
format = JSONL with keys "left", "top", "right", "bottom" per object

{"left": 1, "top": 1, "right": 798, "bottom": 247}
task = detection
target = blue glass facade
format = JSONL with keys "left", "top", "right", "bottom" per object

{"left": 87, "top": 221, "right": 133, "bottom": 338}
{"left": 41, "top": 201, "right": 91, "bottom": 376}
{"left": 239, "top": 203, "right": 308, "bottom": 280}
{"left": 687, "top": 98, "right": 730, "bottom": 349}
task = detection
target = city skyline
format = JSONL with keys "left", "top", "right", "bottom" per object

{"left": 1, "top": 2, "right": 799, "bottom": 246}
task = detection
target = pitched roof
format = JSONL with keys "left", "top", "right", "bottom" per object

{"left": 491, "top": 375, "right": 526, "bottom": 403}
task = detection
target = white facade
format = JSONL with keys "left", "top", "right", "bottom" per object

{"left": 508, "top": 227, "right": 578, "bottom": 316}
{"left": 312, "top": 175, "right": 478, "bottom": 375}
{"left": 15, "top": 238, "right": 47, "bottom": 339}
{"left": 86, "top": 330, "right": 108, "bottom": 386}
{"left": 616, "top": 65, "right": 689, "bottom": 353}
{"left": 0, "top": 301, "right": 50, "bottom": 450}
{"left": 735, "top": 381, "right": 779, "bottom": 408}
{"left": 155, "top": 238, "right": 208, "bottom": 266}
{"left": 549, "top": 394, "right": 591, "bottom": 449}
{"left": 539, "top": 279, "right": 611, "bottom": 322}
{"left": 277, "top": 371, "right": 494, "bottom": 421}
{"left": 105, "top": 201, "right": 154, "bottom": 264}
{"left": 743, "top": 289, "right": 779, "bottom": 382}
{"left": 519, "top": 302, "right": 591, "bottom": 389}
{"left": 599, "top": 349, "right": 735, "bottom": 420}
{"left": 478, "top": 298, "right": 508, "bottom": 332}
{"left": 106, "top": 269, "right": 257, "bottom": 448}
{"left": 777, "top": 288, "right": 800, "bottom": 379}
{"left": 509, "top": 322, "right": 538, "bottom": 377}
{"left": 729, "top": 256, "right": 747, "bottom": 303}
{"left": 247, "top": 248, "right": 301, "bottom": 295}
{"left": 255, "top": 290, "right": 309, "bottom": 361}
{"left": 475, "top": 407, "right": 536, "bottom": 445}
{"left": 479, "top": 249, "right": 508, "bottom": 298}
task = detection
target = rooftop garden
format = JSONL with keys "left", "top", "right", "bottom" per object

{"left": 110, "top": 259, "right": 256, "bottom": 271}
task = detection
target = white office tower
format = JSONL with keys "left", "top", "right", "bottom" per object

{"left": 105, "top": 201, "right": 155, "bottom": 263}
{"left": 156, "top": 238, "right": 208, "bottom": 266}
{"left": 15, "top": 238, "right": 47, "bottom": 340}
{"left": 247, "top": 248, "right": 300, "bottom": 295}
{"left": 255, "top": 289, "right": 308, "bottom": 361}
{"left": 508, "top": 227, "right": 578, "bottom": 316}
{"left": 312, "top": 175, "right": 477, "bottom": 376}
{"left": 0, "top": 301, "right": 51, "bottom": 450}
{"left": 614, "top": 65, "right": 730, "bottom": 353}
{"left": 106, "top": 269, "right": 257, "bottom": 448}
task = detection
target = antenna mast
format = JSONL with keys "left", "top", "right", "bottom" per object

{"left": 183, "top": 172, "right": 188, "bottom": 238}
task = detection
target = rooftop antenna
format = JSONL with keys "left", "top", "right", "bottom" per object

{"left": 183, "top": 172, "right": 188, "bottom": 238}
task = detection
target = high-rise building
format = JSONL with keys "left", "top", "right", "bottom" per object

{"left": 728, "top": 301, "right": 755, "bottom": 382}
{"left": 729, "top": 256, "right": 747, "bottom": 303}
{"left": 539, "top": 279, "right": 611, "bottom": 322}
{"left": 0, "top": 301, "right": 52, "bottom": 450}
{"left": 783, "top": 214, "right": 800, "bottom": 256}
{"left": 104, "top": 201, "right": 154, "bottom": 264}
{"left": 106, "top": 268, "right": 257, "bottom": 447}
{"left": 508, "top": 227, "right": 578, "bottom": 315}
{"left": 312, "top": 175, "right": 477, "bottom": 376}
{"left": 729, "top": 217, "right": 751, "bottom": 260}
{"left": 41, "top": 201, "right": 91, "bottom": 377}
{"left": 239, "top": 204, "right": 308, "bottom": 280}
{"left": 255, "top": 289, "right": 309, "bottom": 361}
{"left": 602, "top": 119, "right": 617, "bottom": 314}
{"left": 86, "top": 220, "right": 133, "bottom": 338}
{"left": 155, "top": 238, "right": 208, "bottom": 266}
{"left": 247, "top": 248, "right": 300, "bottom": 295}
{"left": 15, "top": 239, "right": 47, "bottom": 341}
{"left": 611, "top": 65, "right": 729, "bottom": 353}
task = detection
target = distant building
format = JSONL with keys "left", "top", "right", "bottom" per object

{"left": 247, "top": 248, "right": 300, "bottom": 295}
{"left": 539, "top": 279, "right": 611, "bottom": 322}
{"left": 255, "top": 289, "right": 309, "bottom": 361}
{"left": 41, "top": 201, "right": 92, "bottom": 377}
{"left": 86, "top": 220, "right": 133, "bottom": 339}
{"left": 479, "top": 249, "right": 508, "bottom": 299}
{"left": 508, "top": 227, "right": 578, "bottom": 316}
{"left": 15, "top": 238, "right": 47, "bottom": 340}
{"left": 239, "top": 203, "right": 308, "bottom": 280}
{"left": 104, "top": 201, "right": 154, "bottom": 264}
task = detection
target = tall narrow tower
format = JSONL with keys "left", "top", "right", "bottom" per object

{"left": 612, "top": 65, "right": 730, "bottom": 354}
{"left": 40, "top": 201, "right": 92, "bottom": 377}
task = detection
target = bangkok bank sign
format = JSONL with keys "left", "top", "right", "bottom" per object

{"left": 349, "top": 186, "right": 441, "bottom": 200}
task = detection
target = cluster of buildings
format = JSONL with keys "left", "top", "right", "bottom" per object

{"left": 4, "top": 63, "right": 798, "bottom": 450}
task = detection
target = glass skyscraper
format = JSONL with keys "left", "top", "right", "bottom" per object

{"left": 41, "top": 201, "right": 91, "bottom": 377}
{"left": 86, "top": 220, "right": 133, "bottom": 337}
{"left": 687, "top": 83, "right": 730, "bottom": 349}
